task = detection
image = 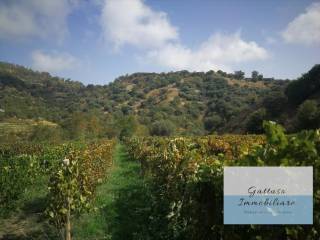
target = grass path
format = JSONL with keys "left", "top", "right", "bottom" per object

{"left": 73, "top": 143, "right": 151, "bottom": 240}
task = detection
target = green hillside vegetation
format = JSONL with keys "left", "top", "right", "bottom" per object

{"left": 0, "top": 118, "right": 60, "bottom": 144}
{"left": 1, "top": 61, "right": 319, "bottom": 141}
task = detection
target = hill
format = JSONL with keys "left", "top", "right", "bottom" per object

{"left": 1, "top": 61, "right": 319, "bottom": 140}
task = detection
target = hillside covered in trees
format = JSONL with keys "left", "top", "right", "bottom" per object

{"left": 0, "top": 61, "right": 319, "bottom": 142}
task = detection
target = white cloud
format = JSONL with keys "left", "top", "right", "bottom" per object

{"left": 101, "top": 0, "right": 178, "bottom": 49}
{"left": 0, "top": 0, "right": 77, "bottom": 41}
{"left": 31, "top": 50, "right": 79, "bottom": 72}
{"left": 282, "top": 2, "right": 320, "bottom": 45}
{"left": 146, "top": 32, "right": 269, "bottom": 72}
{"left": 101, "top": 0, "right": 269, "bottom": 72}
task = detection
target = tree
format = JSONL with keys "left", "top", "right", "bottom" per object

{"left": 204, "top": 115, "right": 223, "bottom": 132}
{"left": 86, "top": 112, "right": 103, "bottom": 139}
{"left": 150, "top": 120, "right": 175, "bottom": 136}
{"left": 246, "top": 108, "right": 267, "bottom": 133}
{"left": 251, "top": 71, "right": 259, "bottom": 80}
{"left": 296, "top": 100, "right": 320, "bottom": 130}
{"left": 121, "top": 105, "right": 131, "bottom": 115}
{"left": 63, "top": 112, "right": 87, "bottom": 140}
{"left": 262, "top": 91, "right": 287, "bottom": 117}
{"left": 234, "top": 70, "right": 245, "bottom": 80}
{"left": 217, "top": 70, "right": 227, "bottom": 77}
{"left": 252, "top": 71, "right": 263, "bottom": 82}
{"left": 118, "top": 115, "right": 138, "bottom": 140}
{"left": 285, "top": 64, "right": 320, "bottom": 105}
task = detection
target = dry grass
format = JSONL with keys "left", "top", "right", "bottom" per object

{"left": 226, "top": 78, "right": 267, "bottom": 89}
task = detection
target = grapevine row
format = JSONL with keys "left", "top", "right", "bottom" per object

{"left": 125, "top": 122, "right": 319, "bottom": 240}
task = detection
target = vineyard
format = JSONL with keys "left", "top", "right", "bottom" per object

{"left": 0, "top": 122, "right": 319, "bottom": 240}
{"left": 0, "top": 139, "right": 115, "bottom": 239}
{"left": 125, "top": 122, "right": 320, "bottom": 240}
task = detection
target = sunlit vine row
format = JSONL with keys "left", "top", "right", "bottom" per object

{"left": 46, "top": 139, "right": 115, "bottom": 239}
{"left": 125, "top": 123, "right": 319, "bottom": 240}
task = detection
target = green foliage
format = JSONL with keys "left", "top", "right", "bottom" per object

{"left": 204, "top": 115, "right": 222, "bottom": 132}
{"left": 296, "top": 100, "right": 320, "bottom": 130}
{"left": 30, "top": 124, "right": 63, "bottom": 143}
{"left": 246, "top": 108, "right": 267, "bottom": 134}
{"left": 117, "top": 115, "right": 138, "bottom": 140}
{"left": 3, "top": 61, "right": 320, "bottom": 136}
{"left": 285, "top": 64, "right": 320, "bottom": 105}
{"left": 0, "top": 61, "right": 286, "bottom": 136}
{"left": 240, "top": 122, "right": 320, "bottom": 239}
{"left": 46, "top": 153, "right": 92, "bottom": 229}
{"left": 0, "top": 153, "right": 38, "bottom": 215}
{"left": 262, "top": 91, "right": 287, "bottom": 117}
{"left": 234, "top": 70, "right": 245, "bottom": 80}
{"left": 251, "top": 70, "right": 263, "bottom": 82}
{"left": 150, "top": 120, "right": 175, "bottom": 136}
{"left": 62, "top": 111, "right": 104, "bottom": 140}
{"left": 262, "top": 121, "right": 287, "bottom": 147}
{"left": 0, "top": 138, "right": 115, "bottom": 237}
{"left": 0, "top": 142, "right": 71, "bottom": 216}
{"left": 45, "top": 139, "right": 115, "bottom": 238}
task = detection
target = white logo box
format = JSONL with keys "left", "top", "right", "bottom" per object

{"left": 224, "top": 167, "right": 313, "bottom": 224}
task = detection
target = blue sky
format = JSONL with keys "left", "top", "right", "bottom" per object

{"left": 0, "top": 0, "right": 319, "bottom": 84}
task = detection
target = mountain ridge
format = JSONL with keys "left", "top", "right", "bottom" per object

{"left": 1, "top": 61, "right": 319, "bottom": 140}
